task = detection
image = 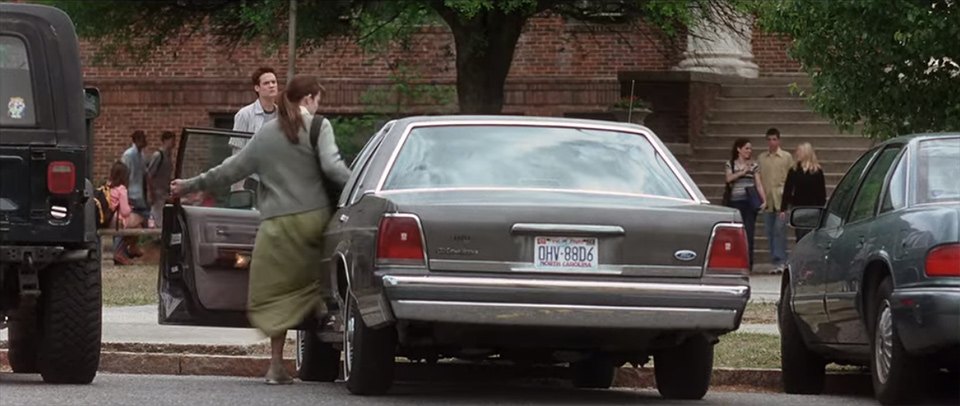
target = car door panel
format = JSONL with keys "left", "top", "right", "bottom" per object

{"left": 183, "top": 206, "right": 258, "bottom": 311}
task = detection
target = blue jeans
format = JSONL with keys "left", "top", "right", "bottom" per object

{"left": 729, "top": 200, "right": 758, "bottom": 269}
{"left": 764, "top": 211, "right": 788, "bottom": 266}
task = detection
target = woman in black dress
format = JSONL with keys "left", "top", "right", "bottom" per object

{"left": 781, "top": 142, "right": 826, "bottom": 241}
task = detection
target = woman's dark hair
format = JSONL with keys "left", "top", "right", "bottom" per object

{"left": 730, "top": 137, "right": 751, "bottom": 162}
{"left": 108, "top": 161, "right": 129, "bottom": 187}
{"left": 276, "top": 75, "right": 325, "bottom": 144}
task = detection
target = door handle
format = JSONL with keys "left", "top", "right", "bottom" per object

{"left": 339, "top": 214, "right": 349, "bottom": 223}
{"left": 856, "top": 236, "right": 865, "bottom": 248}
{"left": 215, "top": 227, "right": 230, "bottom": 236}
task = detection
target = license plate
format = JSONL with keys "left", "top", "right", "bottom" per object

{"left": 534, "top": 237, "right": 599, "bottom": 270}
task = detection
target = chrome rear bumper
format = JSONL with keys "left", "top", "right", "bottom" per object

{"left": 382, "top": 275, "right": 749, "bottom": 330}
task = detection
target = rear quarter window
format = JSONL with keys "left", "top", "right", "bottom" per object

{"left": 917, "top": 138, "right": 960, "bottom": 204}
{"left": 0, "top": 35, "right": 36, "bottom": 127}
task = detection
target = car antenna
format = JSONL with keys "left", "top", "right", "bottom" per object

{"left": 627, "top": 79, "right": 636, "bottom": 123}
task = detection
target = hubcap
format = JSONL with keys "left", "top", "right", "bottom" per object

{"left": 875, "top": 299, "right": 894, "bottom": 385}
{"left": 343, "top": 302, "right": 356, "bottom": 380}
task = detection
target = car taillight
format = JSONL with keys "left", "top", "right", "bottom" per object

{"left": 376, "top": 214, "right": 425, "bottom": 266}
{"left": 926, "top": 244, "right": 960, "bottom": 277}
{"left": 706, "top": 224, "right": 750, "bottom": 275}
{"left": 47, "top": 161, "right": 76, "bottom": 195}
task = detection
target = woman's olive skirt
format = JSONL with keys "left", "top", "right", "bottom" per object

{"left": 248, "top": 207, "right": 330, "bottom": 337}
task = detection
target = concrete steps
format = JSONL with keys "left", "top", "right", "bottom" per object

{"left": 689, "top": 146, "right": 868, "bottom": 162}
{"left": 708, "top": 109, "right": 823, "bottom": 122}
{"left": 705, "top": 122, "right": 864, "bottom": 136}
{"left": 683, "top": 159, "right": 855, "bottom": 174}
{"left": 713, "top": 97, "right": 809, "bottom": 110}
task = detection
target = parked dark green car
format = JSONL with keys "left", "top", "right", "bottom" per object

{"left": 779, "top": 134, "right": 959, "bottom": 405}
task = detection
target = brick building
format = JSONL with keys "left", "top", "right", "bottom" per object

{"left": 82, "top": 13, "right": 799, "bottom": 181}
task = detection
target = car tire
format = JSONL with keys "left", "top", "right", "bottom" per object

{"left": 570, "top": 354, "right": 617, "bottom": 389}
{"left": 870, "top": 277, "right": 928, "bottom": 405}
{"left": 296, "top": 329, "right": 341, "bottom": 382}
{"left": 7, "top": 306, "right": 39, "bottom": 373}
{"left": 343, "top": 293, "right": 396, "bottom": 396}
{"left": 37, "top": 251, "right": 102, "bottom": 384}
{"left": 654, "top": 334, "right": 713, "bottom": 400}
{"left": 779, "top": 280, "right": 826, "bottom": 394}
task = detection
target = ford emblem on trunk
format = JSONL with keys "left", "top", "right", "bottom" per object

{"left": 674, "top": 250, "right": 697, "bottom": 262}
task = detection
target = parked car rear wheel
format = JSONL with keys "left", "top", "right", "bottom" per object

{"left": 38, "top": 253, "right": 102, "bottom": 384}
{"left": 296, "top": 329, "right": 340, "bottom": 382}
{"left": 343, "top": 293, "right": 396, "bottom": 396}
{"left": 871, "top": 277, "right": 928, "bottom": 405}
{"left": 570, "top": 354, "right": 616, "bottom": 389}
{"left": 7, "top": 305, "right": 39, "bottom": 373}
{"left": 654, "top": 335, "right": 713, "bottom": 399}
{"left": 779, "top": 279, "right": 826, "bottom": 394}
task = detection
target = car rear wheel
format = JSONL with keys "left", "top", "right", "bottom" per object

{"left": 343, "top": 293, "right": 396, "bottom": 396}
{"left": 570, "top": 354, "right": 617, "bottom": 389}
{"left": 7, "top": 305, "right": 39, "bottom": 373}
{"left": 870, "top": 277, "right": 928, "bottom": 405}
{"left": 654, "top": 335, "right": 713, "bottom": 400}
{"left": 779, "top": 279, "right": 826, "bottom": 394}
{"left": 295, "top": 329, "right": 341, "bottom": 382}
{"left": 38, "top": 253, "right": 102, "bottom": 384}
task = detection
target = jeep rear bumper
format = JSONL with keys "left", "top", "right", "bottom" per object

{"left": 0, "top": 245, "right": 92, "bottom": 264}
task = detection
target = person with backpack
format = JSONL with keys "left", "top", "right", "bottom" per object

{"left": 147, "top": 131, "right": 175, "bottom": 227}
{"left": 170, "top": 75, "right": 351, "bottom": 384}
{"left": 105, "top": 161, "right": 145, "bottom": 265}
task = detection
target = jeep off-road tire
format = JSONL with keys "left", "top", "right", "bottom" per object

{"left": 38, "top": 253, "right": 102, "bottom": 384}
{"left": 343, "top": 294, "right": 396, "bottom": 396}
{"left": 654, "top": 334, "right": 713, "bottom": 400}
{"left": 7, "top": 306, "right": 40, "bottom": 373}
{"left": 296, "top": 329, "right": 341, "bottom": 382}
{"left": 779, "top": 280, "right": 826, "bottom": 394}
{"left": 570, "top": 354, "right": 617, "bottom": 389}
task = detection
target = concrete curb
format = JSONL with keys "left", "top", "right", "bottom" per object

{"left": 0, "top": 348, "right": 873, "bottom": 393}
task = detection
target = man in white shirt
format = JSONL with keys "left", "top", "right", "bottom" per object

{"left": 230, "top": 67, "right": 278, "bottom": 190}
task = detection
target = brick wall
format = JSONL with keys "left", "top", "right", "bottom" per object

{"left": 752, "top": 31, "right": 802, "bottom": 73}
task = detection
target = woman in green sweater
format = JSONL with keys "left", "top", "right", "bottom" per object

{"left": 171, "top": 75, "right": 351, "bottom": 384}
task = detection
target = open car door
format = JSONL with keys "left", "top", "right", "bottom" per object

{"left": 158, "top": 128, "right": 258, "bottom": 327}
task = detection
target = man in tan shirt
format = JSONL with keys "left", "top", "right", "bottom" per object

{"left": 758, "top": 128, "right": 794, "bottom": 273}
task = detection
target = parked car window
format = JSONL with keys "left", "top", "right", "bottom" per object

{"left": 179, "top": 131, "right": 254, "bottom": 209}
{"left": 916, "top": 137, "right": 960, "bottom": 204}
{"left": 881, "top": 152, "right": 907, "bottom": 212}
{"left": 343, "top": 123, "right": 390, "bottom": 206}
{"left": 848, "top": 146, "right": 902, "bottom": 223}
{"left": 382, "top": 125, "right": 692, "bottom": 200}
{"left": 0, "top": 35, "right": 37, "bottom": 126}
{"left": 821, "top": 148, "right": 879, "bottom": 229}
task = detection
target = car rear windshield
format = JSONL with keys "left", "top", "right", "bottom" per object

{"left": 917, "top": 137, "right": 960, "bottom": 204}
{"left": 382, "top": 125, "right": 692, "bottom": 200}
{"left": 0, "top": 35, "right": 36, "bottom": 127}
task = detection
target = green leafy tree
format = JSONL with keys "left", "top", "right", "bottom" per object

{"left": 761, "top": 0, "right": 960, "bottom": 139}
{"left": 47, "top": 0, "right": 747, "bottom": 114}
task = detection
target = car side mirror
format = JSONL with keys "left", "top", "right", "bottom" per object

{"left": 790, "top": 207, "right": 823, "bottom": 229}
{"left": 84, "top": 87, "right": 101, "bottom": 119}
{"left": 227, "top": 190, "right": 255, "bottom": 209}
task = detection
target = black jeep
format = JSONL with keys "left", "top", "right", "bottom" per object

{"left": 0, "top": 3, "right": 102, "bottom": 384}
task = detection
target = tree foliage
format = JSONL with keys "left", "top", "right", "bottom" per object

{"left": 761, "top": 0, "right": 960, "bottom": 139}
{"left": 46, "top": 0, "right": 750, "bottom": 114}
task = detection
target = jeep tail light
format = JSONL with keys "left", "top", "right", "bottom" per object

{"left": 706, "top": 224, "right": 750, "bottom": 275}
{"left": 376, "top": 214, "right": 425, "bottom": 266}
{"left": 926, "top": 243, "right": 960, "bottom": 277}
{"left": 47, "top": 161, "right": 76, "bottom": 195}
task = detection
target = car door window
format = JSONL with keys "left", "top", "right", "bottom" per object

{"left": 821, "top": 148, "right": 880, "bottom": 229}
{"left": 340, "top": 122, "right": 392, "bottom": 207}
{"left": 178, "top": 129, "right": 255, "bottom": 209}
{"left": 880, "top": 151, "right": 907, "bottom": 213}
{"left": 848, "top": 146, "right": 902, "bottom": 223}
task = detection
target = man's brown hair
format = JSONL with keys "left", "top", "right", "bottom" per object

{"left": 251, "top": 67, "right": 276, "bottom": 86}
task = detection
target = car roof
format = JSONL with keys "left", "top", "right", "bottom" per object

{"left": 879, "top": 132, "right": 960, "bottom": 147}
{"left": 391, "top": 115, "right": 650, "bottom": 131}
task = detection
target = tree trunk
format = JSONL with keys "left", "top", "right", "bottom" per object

{"left": 442, "top": 10, "right": 528, "bottom": 114}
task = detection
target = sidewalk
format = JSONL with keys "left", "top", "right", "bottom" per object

{"left": 1, "top": 275, "right": 782, "bottom": 346}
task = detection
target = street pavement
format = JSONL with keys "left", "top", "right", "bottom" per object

{"left": 0, "top": 373, "right": 901, "bottom": 406}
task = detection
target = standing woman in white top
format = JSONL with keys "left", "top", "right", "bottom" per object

{"left": 724, "top": 138, "right": 767, "bottom": 270}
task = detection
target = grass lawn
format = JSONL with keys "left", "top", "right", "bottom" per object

{"left": 715, "top": 332, "right": 781, "bottom": 369}
{"left": 102, "top": 263, "right": 157, "bottom": 307}
{"left": 743, "top": 301, "right": 778, "bottom": 324}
